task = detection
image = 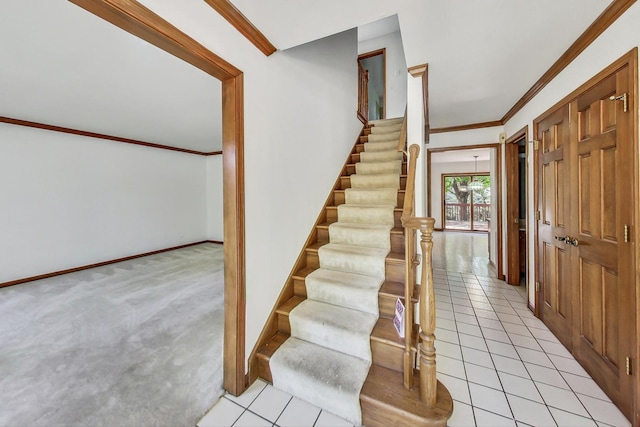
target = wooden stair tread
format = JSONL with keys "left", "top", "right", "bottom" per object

{"left": 360, "top": 365, "right": 453, "bottom": 427}
{"left": 256, "top": 332, "right": 288, "bottom": 361}
{"left": 292, "top": 266, "right": 315, "bottom": 280}
{"left": 379, "top": 281, "right": 419, "bottom": 303}
{"left": 276, "top": 296, "right": 305, "bottom": 315}
{"left": 387, "top": 252, "right": 404, "bottom": 262}
{"left": 371, "top": 317, "right": 418, "bottom": 351}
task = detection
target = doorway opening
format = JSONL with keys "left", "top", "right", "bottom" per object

{"left": 442, "top": 173, "right": 491, "bottom": 231}
{"left": 358, "top": 49, "right": 386, "bottom": 121}
{"left": 505, "top": 127, "right": 528, "bottom": 286}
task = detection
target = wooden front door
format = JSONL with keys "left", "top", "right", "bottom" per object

{"left": 536, "top": 104, "right": 573, "bottom": 349}
{"left": 570, "top": 67, "right": 636, "bottom": 419}
{"left": 535, "top": 56, "right": 637, "bottom": 421}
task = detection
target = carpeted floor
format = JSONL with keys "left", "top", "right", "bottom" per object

{"left": 0, "top": 243, "right": 224, "bottom": 427}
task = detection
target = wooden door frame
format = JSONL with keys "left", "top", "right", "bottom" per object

{"left": 533, "top": 48, "right": 638, "bottom": 423}
{"left": 427, "top": 144, "right": 504, "bottom": 280}
{"left": 358, "top": 48, "right": 386, "bottom": 120}
{"left": 69, "top": 0, "right": 247, "bottom": 396}
{"left": 505, "top": 127, "right": 528, "bottom": 286}
{"left": 440, "top": 172, "right": 491, "bottom": 232}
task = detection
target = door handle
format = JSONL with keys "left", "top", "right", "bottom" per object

{"left": 568, "top": 237, "right": 579, "bottom": 247}
{"left": 555, "top": 236, "right": 567, "bottom": 243}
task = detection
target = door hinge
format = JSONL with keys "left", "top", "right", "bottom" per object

{"left": 626, "top": 356, "right": 632, "bottom": 375}
{"left": 624, "top": 224, "right": 630, "bottom": 243}
{"left": 535, "top": 281, "right": 541, "bottom": 292}
{"left": 610, "top": 93, "right": 628, "bottom": 113}
{"left": 535, "top": 211, "right": 541, "bottom": 221}
{"left": 533, "top": 140, "right": 540, "bottom": 150}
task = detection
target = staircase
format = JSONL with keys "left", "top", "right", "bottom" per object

{"left": 251, "top": 117, "right": 452, "bottom": 426}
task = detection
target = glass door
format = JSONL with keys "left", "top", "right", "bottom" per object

{"left": 443, "top": 174, "right": 491, "bottom": 231}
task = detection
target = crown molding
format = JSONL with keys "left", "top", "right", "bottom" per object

{"left": 204, "top": 0, "right": 277, "bottom": 56}
{"left": 408, "top": 63, "right": 428, "bottom": 77}
{"left": 430, "top": 120, "right": 503, "bottom": 134}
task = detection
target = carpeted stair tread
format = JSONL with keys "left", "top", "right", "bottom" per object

{"left": 350, "top": 173, "right": 399, "bottom": 189}
{"left": 305, "top": 268, "right": 383, "bottom": 315}
{"left": 369, "top": 117, "right": 403, "bottom": 126}
{"left": 270, "top": 337, "right": 370, "bottom": 425}
{"left": 370, "top": 123, "right": 402, "bottom": 134}
{"left": 318, "top": 243, "right": 389, "bottom": 278}
{"left": 337, "top": 204, "right": 395, "bottom": 226}
{"left": 355, "top": 160, "right": 402, "bottom": 175}
{"left": 366, "top": 132, "right": 401, "bottom": 143}
{"left": 364, "top": 140, "right": 398, "bottom": 152}
{"left": 328, "top": 222, "right": 392, "bottom": 249}
{"left": 360, "top": 150, "right": 404, "bottom": 162}
{"left": 344, "top": 187, "right": 398, "bottom": 206}
{"left": 289, "top": 299, "right": 378, "bottom": 360}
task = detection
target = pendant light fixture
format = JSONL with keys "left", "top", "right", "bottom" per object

{"left": 469, "top": 156, "right": 484, "bottom": 191}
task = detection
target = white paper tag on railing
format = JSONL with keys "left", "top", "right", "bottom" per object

{"left": 393, "top": 298, "right": 405, "bottom": 338}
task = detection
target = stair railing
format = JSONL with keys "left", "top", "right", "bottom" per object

{"left": 357, "top": 62, "right": 369, "bottom": 123}
{"left": 399, "top": 118, "right": 439, "bottom": 408}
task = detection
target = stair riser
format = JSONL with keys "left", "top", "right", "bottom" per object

{"left": 346, "top": 163, "right": 407, "bottom": 175}
{"left": 317, "top": 228, "right": 404, "bottom": 252}
{"left": 334, "top": 190, "right": 405, "bottom": 207}
{"left": 327, "top": 207, "right": 404, "bottom": 228}
{"left": 340, "top": 175, "right": 406, "bottom": 190}
{"left": 371, "top": 341, "right": 416, "bottom": 372}
{"left": 305, "top": 251, "right": 404, "bottom": 283}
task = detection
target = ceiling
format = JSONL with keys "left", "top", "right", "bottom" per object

{"left": 0, "top": 1, "right": 222, "bottom": 153}
{"left": 231, "top": 0, "right": 611, "bottom": 128}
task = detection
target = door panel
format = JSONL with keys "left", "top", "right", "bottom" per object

{"left": 570, "top": 66, "right": 635, "bottom": 419}
{"left": 537, "top": 105, "right": 573, "bottom": 348}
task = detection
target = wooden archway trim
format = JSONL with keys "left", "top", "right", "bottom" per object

{"left": 68, "top": 0, "right": 247, "bottom": 395}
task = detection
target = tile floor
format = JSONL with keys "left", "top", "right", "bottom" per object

{"left": 198, "top": 232, "right": 631, "bottom": 427}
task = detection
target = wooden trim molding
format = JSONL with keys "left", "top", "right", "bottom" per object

{"left": 408, "top": 63, "right": 427, "bottom": 77}
{"left": 203, "top": 0, "right": 276, "bottom": 56}
{"left": 0, "top": 115, "right": 221, "bottom": 156}
{"left": 430, "top": 120, "right": 503, "bottom": 134}
{"left": 501, "top": 0, "right": 637, "bottom": 123}
{"left": 206, "top": 240, "right": 224, "bottom": 244}
{"left": 358, "top": 49, "right": 386, "bottom": 119}
{"left": 70, "top": 0, "right": 247, "bottom": 396}
{"left": 0, "top": 241, "right": 212, "bottom": 289}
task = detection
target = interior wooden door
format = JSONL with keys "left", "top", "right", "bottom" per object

{"left": 506, "top": 139, "right": 520, "bottom": 285}
{"left": 570, "top": 68, "right": 635, "bottom": 420}
{"left": 536, "top": 104, "right": 573, "bottom": 349}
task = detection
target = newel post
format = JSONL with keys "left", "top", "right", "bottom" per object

{"left": 418, "top": 218, "right": 437, "bottom": 407}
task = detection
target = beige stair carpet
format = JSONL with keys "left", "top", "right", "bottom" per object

{"left": 270, "top": 118, "right": 403, "bottom": 425}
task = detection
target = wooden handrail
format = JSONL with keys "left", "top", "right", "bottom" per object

{"left": 357, "top": 62, "right": 369, "bottom": 124}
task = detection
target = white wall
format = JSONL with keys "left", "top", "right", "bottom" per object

{"left": 358, "top": 31, "right": 408, "bottom": 118}
{"left": 136, "top": 0, "right": 363, "bottom": 366}
{"left": 206, "top": 155, "right": 224, "bottom": 241}
{"left": 0, "top": 123, "right": 208, "bottom": 283}
{"left": 429, "top": 159, "right": 490, "bottom": 229}
{"left": 503, "top": 2, "right": 640, "bottom": 307}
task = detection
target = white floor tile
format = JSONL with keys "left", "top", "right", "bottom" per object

{"left": 459, "top": 333, "right": 488, "bottom": 351}
{"left": 436, "top": 301, "right": 453, "bottom": 311}
{"left": 487, "top": 340, "right": 519, "bottom": 359}
{"left": 457, "top": 322, "right": 483, "bottom": 337}
{"left": 560, "top": 372, "right": 610, "bottom": 401}
{"left": 447, "top": 401, "right": 476, "bottom": 427}
{"left": 529, "top": 328, "right": 560, "bottom": 343}
{"left": 437, "top": 310, "right": 456, "bottom": 321}
{"left": 471, "top": 301, "right": 494, "bottom": 312}
{"left": 276, "top": 397, "right": 321, "bottom": 427}
{"left": 493, "top": 304, "right": 518, "bottom": 315}
{"left": 437, "top": 355, "right": 467, "bottom": 380}
{"left": 469, "top": 383, "right": 512, "bottom": 418}
{"left": 437, "top": 316, "right": 457, "bottom": 329}
{"left": 489, "top": 297, "right": 512, "bottom": 307}
{"left": 247, "top": 385, "right": 291, "bottom": 422}
{"left": 438, "top": 340, "right": 463, "bottom": 360}
{"left": 492, "top": 354, "right": 530, "bottom": 378}
{"left": 577, "top": 394, "right": 631, "bottom": 426}
{"left": 453, "top": 298, "right": 473, "bottom": 307}
{"left": 454, "top": 305, "right": 476, "bottom": 315}
{"left": 455, "top": 312, "right": 479, "bottom": 325}
{"left": 497, "top": 371, "right": 543, "bottom": 403}
{"left": 232, "top": 411, "right": 272, "bottom": 427}
{"left": 508, "top": 334, "right": 542, "bottom": 351}
{"left": 225, "top": 379, "right": 268, "bottom": 408}
{"left": 497, "top": 312, "right": 525, "bottom": 325}
{"left": 548, "top": 407, "right": 597, "bottom": 427}
{"left": 462, "top": 347, "right": 494, "bottom": 369}
{"left": 536, "top": 382, "right": 590, "bottom": 417}
{"left": 198, "top": 398, "right": 245, "bottom": 427}
{"left": 537, "top": 340, "right": 573, "bottom": 359}
{"left": 516, "top": 347, "right": 554, "bottom": 368}
{"left": 473, "top": 407, "right": 517, "bottom": 427}
{"left": 477, "top": 317, "right": 505, "bottom": 331}
{"left": 525, "top": 363, "right": 570, "bottom": 390}
{"left": 474, "top": 309, "right": 499, "bottom": 321}
{"left": 548, "top": 354, "right": 590, "bottom": 377}
{"left": 465, "top": 362, "right": 502, "bottom": 390}
{"left": 482, "top": 328, "right": 511, "bottom": 344}
{"left": 435, "top": 327, "right": 459, "bottom": 344}
{"left": 314, "top": 410, "right": 351, "bottom": 427}
{"left": 519, "top": 316, "right": 548, "bottom": 330}
{"left": 502, "top": 323, "right": 532, "bottom": 337}
{"left": 437, "top": 373, "right": 471, "bottom": 404}
{"left": 506, "top": 394, "right": 557, "bottom": 426}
